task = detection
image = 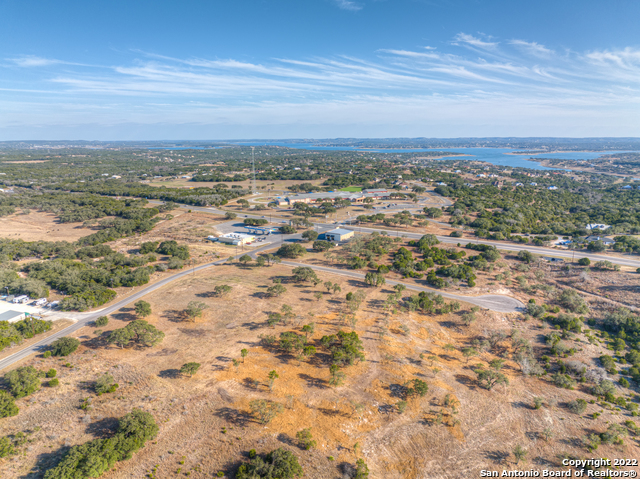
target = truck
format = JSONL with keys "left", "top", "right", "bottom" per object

{"left": 12, "top": 295, "right": 29, "bottom": 304}
{"left": 35, "top": 298, "right": 48, "bottom": 306}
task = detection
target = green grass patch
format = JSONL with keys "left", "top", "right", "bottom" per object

{"left": 338, "top": 186, "right": 363, "bottom": 192}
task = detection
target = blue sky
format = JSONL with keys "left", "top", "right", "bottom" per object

{"left": 1, "top": 0, "right": 639, "bottom": 140}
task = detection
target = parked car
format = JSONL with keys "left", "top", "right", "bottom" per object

{"left": 35, "top": 298, "right": 48, "bottom": 306}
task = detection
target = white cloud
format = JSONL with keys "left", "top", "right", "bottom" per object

{"left": 586, "top": 47, "right": 640, "bottom": 68}
{"left": 452, "top": 33, "right": 498, "bottom": 50}
{"left": 509, "top": 39, "right": 552, "bottom": 56}
{"left": 7, "top": 56, "right": 62, "bottom": 67}
{"left": 334, "top": 0, "right": 363, "bottom": 11}
{"left": 3, "top": 35, "right": 640, "bottom": 138}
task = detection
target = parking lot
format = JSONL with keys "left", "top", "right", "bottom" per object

{"left": 212, "top": 220, "right": 281, "bottom": 246}
{"left": 0, "top": 298, "right": 50, "bottom": 321}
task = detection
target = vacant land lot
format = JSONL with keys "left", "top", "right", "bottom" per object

{"left": 1, "top": 256, "right": 638, "bottom": 478}
{"left": 0, "top": 211, "right": 97, "bottom": 242}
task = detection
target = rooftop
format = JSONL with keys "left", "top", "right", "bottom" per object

{"left": 0, "top": 310, "right": 24, "bottom": 322}
{"left": 326, "top": 228, "right": 353, "bottom": 235}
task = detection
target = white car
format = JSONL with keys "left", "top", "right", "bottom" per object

{"left": 35, "top": 298, "right": 48, "bottom": 306}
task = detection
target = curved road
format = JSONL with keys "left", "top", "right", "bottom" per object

{"left": 0, "top": 233, "right": 524, "bottom": 371}
{"left": 0, "top": 241, "right": 278, "bottom": 372}
{"left": 150, "top": 200, "right": 640, "bottom": 268}
{"left": 281, "top": 261, "right": 524, "bottom": 313}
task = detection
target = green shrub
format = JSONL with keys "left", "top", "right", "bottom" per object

{"left": 48, "top": 378, "right": 59, "bottom": 387}
{"left": 0, "top": 436, "right": 15, "bottom": 458}
{"left": 95, "top": 316, "right": 109, "bottom": 327}
{"left": 236, "top": 448, "right": 303, "bottom": 479}
{"left": 43, "top": 351, "right": 51, "bottom": 358}
{"left": 46, "top": 369, "right": 57, "bottom": 378}
{"left": 568, "top": 398, "right": 588, "bottom": 414}
{"left": 44, "top": 409, "right": 158, "bottom": 479}
{"left": 95, "top": 373, "right": 119, "bottom": 395}
{"left": 51, "top": 337, "right": 80, "bottom": 356}
{"left": 0, "top": 391, "right": 19, "bottom": 418}
{"left": 5, "top": 366, "right": 42, "bottom": 398}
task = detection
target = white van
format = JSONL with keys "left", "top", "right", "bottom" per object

{"left": 13, "top": 295, "right": 29, "bottom": 304}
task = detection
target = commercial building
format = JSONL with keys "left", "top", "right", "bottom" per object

{"left": 321, "top": 228, "right": 355, "bottom": 242}
{"left": 217, "top": 233, "right": 256, "bottom": 245}
{"left": 277, "top": 189, "right": 391, "bottom": 206}
{"left": 0, "top": 310, "right": 26, "bottom": 323}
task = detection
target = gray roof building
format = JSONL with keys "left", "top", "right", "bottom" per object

{"left": 0, "top": 310, "right": 25, "bottom": 323}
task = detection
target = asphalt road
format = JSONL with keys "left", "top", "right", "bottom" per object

{"left": 280, "top": 261, "right": 525, "bottom": 313}
{"left": 335, "top": 224, "right": 640, "bottom": 268}
{"left": 150, "top": 200, "right": 640, "bottom": 268}
{"left": 0, "top": 229, "right": 526, "bottom": 371}
{"left": 0, "top": 241, "right": 279, "bottom": 372}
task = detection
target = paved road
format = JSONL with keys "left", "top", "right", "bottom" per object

{"left": 280, "top": 261, "right": 525, "bottom": 313}
{"left": 151, "top": 201, "right": 640, "bottom": 268}
{"left": 0, "top": 241, "right": 280, "bottom": 372}
{"left": 332, "top": 225, "right": 640, "bottom": 268}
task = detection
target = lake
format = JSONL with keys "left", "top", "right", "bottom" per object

{"left": 147, "top": 143, "right": 635, "bottom": 170}
{"left": 234, "top": 143, "right": 636, "bottom": 170}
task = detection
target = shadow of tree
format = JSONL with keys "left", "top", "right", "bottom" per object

{"left": 84, "top": 416, "right": 119, "bottom": 437}
{"left": 277, "top": 433, "right": 296, "bottom": 447}
{"left": 317, "top": 407, "right": 349, "bottom": 418}
{"left": 214, "top": 407, "right": 253, "bottom": 427}
{"left": 298, "top": 373, "right": 327, "bottom": 389}
{"left": 484, "top": 449, "right": 509, "bottom": 464}
{"left": 146, "top": 348, "right": 178, "bottom": 357}
{"left": 454, "top": 374, "right": 476, "bottom": 389}
{"left": 163, "top": 309, "right": 186, "bottom": 323}
{"left": 81, "top": 333, "right": 111, "bottom": 350}
{"left": 158, "top": 369, "right": 181, "bottom": 379}
{"left": 250, "top": 292, "right": 270, "bottom": 299}
{"left": 195, "top": 291, "right": 218, "bottom": 298}
{"left": 177, "top": 328, "right": 211, "bottom": 338}
{"left": 511, "top": 401, "right": 532, "bottom": 410}
{"left": 242, "top": 377, "right": 261, "bottom": 390}
{"left": 20, "top": 446, "right": 71, "bottom": 478}
{"left": 239, "top": 322, "right": 262, "bottom": 331}
{"left": 110, "top": 308, "right": 136, "bottom": 322}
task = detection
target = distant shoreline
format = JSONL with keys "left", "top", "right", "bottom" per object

{"left": 505, "top": 150, "right": 611, "bottom": 156}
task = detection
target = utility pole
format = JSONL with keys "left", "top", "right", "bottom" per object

{"left": 251, "top": 147, "right": 257, "bottom": 195}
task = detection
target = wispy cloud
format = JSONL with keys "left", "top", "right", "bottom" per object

{"left": 7, "top": 55, "right": 63, "bottom": 67}
{"left": 452, "top": 33, "right": 498, "bottom": 50}
{"left": 509, "top": 39, "right": 552, "bottom": 57}
{"left": 333, "top": 0, "right": 363, "bottom": 11}
{"left": 2, "top": 33, "right": 640, "bottom": 137}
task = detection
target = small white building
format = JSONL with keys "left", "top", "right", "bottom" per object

{"left": 322, "top": 228, "right": 354, "bottom": 242}
{"left": 218, "top": 233, "right": 256, "bottom": 245}
{"left": 586, "top": 224, "right": 611, "bottom": 231}
{"left": 548, "top": 186, "right": 558, "bottom": 190}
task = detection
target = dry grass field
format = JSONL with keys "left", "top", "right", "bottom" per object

{"left": 0, "top": 212, "right": 98, "bottom": 242}
{"left": 1, "top": 253, "right": 638, "bottom": 478}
